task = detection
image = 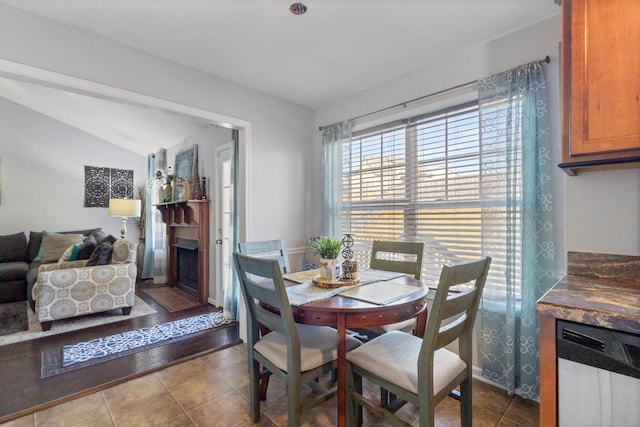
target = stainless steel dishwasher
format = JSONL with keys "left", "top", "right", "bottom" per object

{"left": 557, "top": 319, "right": 640, "bottom": 427}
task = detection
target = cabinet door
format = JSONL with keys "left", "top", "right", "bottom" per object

{"left": 562, "top": 0, "right": 640, "bottom": 166}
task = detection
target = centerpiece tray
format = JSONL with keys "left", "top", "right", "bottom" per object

{"left": 312, "top": 276, "right": 359, "bottom": 289}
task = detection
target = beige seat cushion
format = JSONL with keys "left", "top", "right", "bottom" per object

{"left": 254, "top": 324, "right": 361, "bottom": 373}
{"left": 346, "top": 330, "right": 466, "bottom": 396}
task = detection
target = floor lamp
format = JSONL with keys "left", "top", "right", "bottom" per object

{"left": 109, "top": 198, "right": 142, "bottom": 239}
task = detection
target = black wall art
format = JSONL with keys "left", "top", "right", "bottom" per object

{"left": 84, "top": 166, "right": 134, "bottom": 207}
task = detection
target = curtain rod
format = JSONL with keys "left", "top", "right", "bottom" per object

{"left": 319, "top": 55, "right": 550, "bottom": 131}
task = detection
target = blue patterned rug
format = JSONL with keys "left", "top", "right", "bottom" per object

{"left": 41, "top": 312, "right": 234, "bottom": 378}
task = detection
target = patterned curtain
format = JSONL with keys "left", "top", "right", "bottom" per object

{"left": 322, "top": 121, "right": 352, "bottom": 236}
{"left": 141, "top": 154, "right": 155, "bottom": 278}
{"left": 152, "top": 149, "right": 168, "bottom": 284}
{"left": 478, "top": 61, "right": 556, "bottom": 399}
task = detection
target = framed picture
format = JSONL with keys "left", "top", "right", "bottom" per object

{"left": 173, "top": 145, "right": 198, "bottom": 201}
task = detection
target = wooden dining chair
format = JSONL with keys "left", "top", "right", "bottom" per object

{"left": 238, "top": 239, "right": 291, "bottom": 273}
{"left": 357, "top": 240, "right": 425, "bottom": 338}
{"left": 345, "top": 256, "right": 491, "bottom": 427}
{"left": 233, "top": 252, "right": 361, "bottom": 427}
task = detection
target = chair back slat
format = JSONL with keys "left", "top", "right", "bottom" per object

{"left": 370, "top": 240, "right": 424, "bottom": 279}
{"left": 420, "top": 257, "right": 491, "bottom": 362}
{"left": 238, "top": 239, "right": 291, "bottom": 273}
{"left": 233, "top": 252, "right": 298, "bottom": 343}
{"left": 440, "top": 288, "right": 476, "bottom": 320}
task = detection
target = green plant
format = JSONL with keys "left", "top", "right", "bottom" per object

{"left": 309, "top": 236, "right": 343, "bottom": 259}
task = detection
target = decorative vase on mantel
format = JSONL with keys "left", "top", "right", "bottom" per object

{"left": 162, "top": 181, "right": 173, "bottom": 203}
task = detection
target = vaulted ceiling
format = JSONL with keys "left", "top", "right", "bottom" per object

{"left": 0, "top": 0, "right": 561, "bottom": 154}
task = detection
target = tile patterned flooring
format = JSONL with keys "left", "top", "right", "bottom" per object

{"left": 1, "top": 343, "right": 539, "bottom": 426}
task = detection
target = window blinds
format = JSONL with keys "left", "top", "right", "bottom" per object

{"left": 341, "top": 101, "right": 517, "bottom": 297}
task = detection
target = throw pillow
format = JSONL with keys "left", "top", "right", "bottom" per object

{"left": 58, "top": 243, "right": 83, "bottom": 263}
{"left": 41, "top": 232, "right": 84, "bottom": 264}
{"left": 89, "top": 228, "right": 108, "bottom": 244}
{"left": 77, "top": 235, "right": 97, "bottom": 260}
{"left": 0, "top": 232, "right": 28, "bottom": 262}
{"left": 86, "top": 241, "right": 113, "bottom": 266}
{"left": 97, "top": 234, "right": 117, "bottom": 246}
{"left": 30, "top": 228, "right": 100, "bottom": 262}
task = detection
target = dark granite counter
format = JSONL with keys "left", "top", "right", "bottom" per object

{"left": 536, "top": 252, "right": 640, "bottom": 335}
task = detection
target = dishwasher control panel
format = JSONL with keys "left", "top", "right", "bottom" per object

{"left": 557, "top": 319, "right": 640, "bottom": 379}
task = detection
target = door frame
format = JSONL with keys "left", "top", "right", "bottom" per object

{"left": 213, "top": 142, "right": 234, "bottom": 307}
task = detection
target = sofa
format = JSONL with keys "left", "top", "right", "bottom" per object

{"left": 34, "top": 238, "right": 138, "bottom": 331}
{"left": 0, "top": 228, "right": 117, "bottom": 311}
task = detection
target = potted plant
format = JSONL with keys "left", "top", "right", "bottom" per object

{"left": 309, "top": 236, "right": 343, "bottom": 280}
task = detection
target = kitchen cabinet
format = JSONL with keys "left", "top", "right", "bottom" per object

{"left": 559, "top": 0, "right": 640, "bottom": 175}
{"left": 536, "top": 252, "right": 640, "bottom": 426}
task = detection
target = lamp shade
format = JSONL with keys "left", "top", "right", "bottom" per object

{"left": 108, "top": 198, "right": 141, "bottom": 217}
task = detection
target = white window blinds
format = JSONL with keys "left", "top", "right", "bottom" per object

{"left": 341, "top": 101, "right": 516, "bottom": 297}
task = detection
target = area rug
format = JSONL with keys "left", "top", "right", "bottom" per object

{"left": 0, "top": 296, "right": 156, "bottom": 347}
{"left": 41, "top": 311, "right": 234, "bottom": 378}
{"left": 0, "top": 301, "right": 29, "bottom": 336}
{"left": 141, "top": 286, "right": 202, "bottom": 312}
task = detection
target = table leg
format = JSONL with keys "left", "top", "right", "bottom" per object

{"left": 336, "top": 313, "right": 347, "bottom": 427}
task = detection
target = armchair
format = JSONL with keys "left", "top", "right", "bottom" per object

{"left": 33, "top": 239, "right": 138, "bottom": 331}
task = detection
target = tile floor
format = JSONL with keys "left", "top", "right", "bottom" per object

{"left": 1, "top": 343, "right": 539, "bottom": 426}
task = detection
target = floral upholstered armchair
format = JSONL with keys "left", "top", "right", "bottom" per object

{"left": 33, "top": 239, "right": 138, "bottom": 331}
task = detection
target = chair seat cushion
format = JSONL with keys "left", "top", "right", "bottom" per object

{"left": 346, "top": 330, "right": 466, "bottom": 396}
{"left": 255, "top": 324, "right": 361, "bottom": 373}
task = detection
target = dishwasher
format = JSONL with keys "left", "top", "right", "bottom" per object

{"left": 557, "top": 319, "right": 640, "bottom": 427}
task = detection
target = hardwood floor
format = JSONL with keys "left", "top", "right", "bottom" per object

{"left": 0, "top": 282, "right": 241, "bottom": 424}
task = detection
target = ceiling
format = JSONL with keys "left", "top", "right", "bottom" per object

{"left": 0, "top": 0, "right": 561, "bottom": 155}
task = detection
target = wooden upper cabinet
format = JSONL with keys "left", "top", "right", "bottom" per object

{"left": 560, "top": 0, "right": 640, "bottom": 175}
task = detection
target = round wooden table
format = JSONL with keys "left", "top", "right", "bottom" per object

{"left": 288, "top": 275, "right": 429, "bottom": 427}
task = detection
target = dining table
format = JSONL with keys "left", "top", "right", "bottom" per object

{"left": 280, "top": 268, "right": 430, "bottom": 427}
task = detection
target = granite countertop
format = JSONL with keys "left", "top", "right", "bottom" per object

{"left": 536, "top": 252, "right": 640, "bottom": 335}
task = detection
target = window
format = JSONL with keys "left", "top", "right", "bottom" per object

{"left": 341, "top": 101, "right": 518, "bottom": 299}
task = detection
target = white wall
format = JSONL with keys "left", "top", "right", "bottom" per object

{"left": 565, "top": 168, "right": 640, "bottom": 255}
{"left": 0, "top": 4, "right": 315, "bottom": 253}
{"left": 0, "top": 97, "right": 146, "bottom": 238}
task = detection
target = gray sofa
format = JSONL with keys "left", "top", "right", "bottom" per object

{"left": 0, "top": 228, "right": 112, "bottom": 311}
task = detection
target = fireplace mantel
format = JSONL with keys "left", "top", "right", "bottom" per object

{"left": 155, "top": 200, "right": 210, "bottom": 303}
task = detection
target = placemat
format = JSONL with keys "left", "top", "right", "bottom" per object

{"left": 286, "top": 269, "right": 405, "bottom": 306}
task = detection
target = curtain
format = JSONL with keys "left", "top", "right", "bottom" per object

{"left": 223, "top": 129, "right": 240, "bottom": 320}
{"left": 141, "top": 154, "right": 155, "bottom": 278}
{"left": 478, "top": 61, "right": 556, "bottom": 399}
{"left": 322, "top": 121, "right": 352, "bottom": 236}
{"left": 152, "top": 149, "right": 168, "bottom": 284}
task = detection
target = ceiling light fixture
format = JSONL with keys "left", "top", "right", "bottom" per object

{"left": 289, "top": 2, "right": 307, "bottom": 15}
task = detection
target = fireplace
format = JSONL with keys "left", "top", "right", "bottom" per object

{"left": 156, "top": 200, "right": 210, "bottom": 303}
{"left": 174, "top": 238, "right": 199, "bottom": 298}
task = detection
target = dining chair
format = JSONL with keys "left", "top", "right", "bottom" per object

{"left": 233, "top": 252, "right": 362, "bottom": 427}
{"left": 358, "top": 240, "right": 425, "bottom": 338}
{"left": 238, "top": 239, "right": 291, "bottom": 273}
{"left": 302, "top": 236, "right": 321, "bottom": 270}
{"left": 345, "top": 256, "right": 491, "bottom": 427}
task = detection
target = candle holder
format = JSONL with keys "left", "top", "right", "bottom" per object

{"left": 341, "top": 234, "right": 356, "bottom": 280}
